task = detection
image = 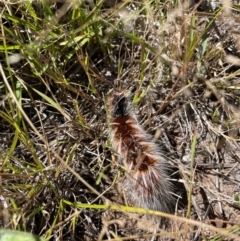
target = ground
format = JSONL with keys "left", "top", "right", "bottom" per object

{"left": 0, "top": 0, "right": 240, "bottom": 240}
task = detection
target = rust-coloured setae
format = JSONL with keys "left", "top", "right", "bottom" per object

{"left": 108, "top": 91, "right": 174, "bottom": 214}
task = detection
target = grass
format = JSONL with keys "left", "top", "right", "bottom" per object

{"left": 1, "top": 0, "right": 240, "bottom": 240}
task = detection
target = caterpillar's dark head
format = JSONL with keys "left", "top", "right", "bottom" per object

{"left": 111, "top": 92, "right": 131, "bottom": 118}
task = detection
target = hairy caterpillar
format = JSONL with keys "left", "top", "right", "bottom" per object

{"left": 108, "top": 91, "right": 174, "bottom": 215}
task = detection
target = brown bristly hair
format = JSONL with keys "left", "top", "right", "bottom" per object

{"left": 108, "top": 91, "right": 174, "bottom": 216}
